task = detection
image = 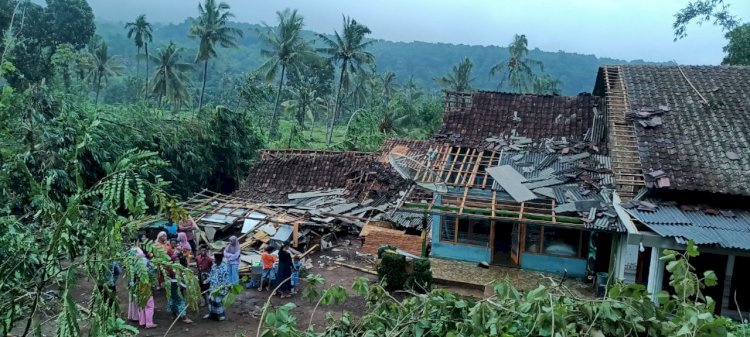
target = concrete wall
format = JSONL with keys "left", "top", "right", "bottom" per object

{"left": 520, "top": 253, "right": 587, "bottom": 277}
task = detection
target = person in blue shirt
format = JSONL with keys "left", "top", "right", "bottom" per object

{"left": 163, "top": 219, "right": 178, "bottom": 239}
{"left": 291, "top": 256, "right": 301, "bottom": 295}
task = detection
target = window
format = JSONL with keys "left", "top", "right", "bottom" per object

{"left": 524, "top": 225, "right": 588, "bottom": 258}
{"left": 457, "top": 218, "right": 491, "bottom": 245}
{"left": 543, "top": 227, "right": 581, "bottom": 257}
{"left": 440, "top": 216, "right": 491, "bottom": 246}
{"left": 440, "top": 216, "right": 457, "bottom": 241}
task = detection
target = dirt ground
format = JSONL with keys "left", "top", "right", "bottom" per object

{"left": 78, "top": 240, "right": 378, "bottom": 337}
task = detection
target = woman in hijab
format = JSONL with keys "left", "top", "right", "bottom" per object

{"left": 156, "top": 231, "right": 171, "bottom": 251}
{"left": 223, "top": 236, "right": 241, "bottom": 285}
{"left": 204, "top": 253, "right": 229, "bottom": 321}
{"left": 178, "top": 216, "right": 198, "bottom": 255}
{"left": 276, "top": 243, "right": 294, "bottom": 298}
{"left": 177, "top": 232, "right": 193, "bottom": 265}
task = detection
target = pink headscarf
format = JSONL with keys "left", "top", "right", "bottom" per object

{"left": 177, "top": 232, "right": 192, "bottom": 251}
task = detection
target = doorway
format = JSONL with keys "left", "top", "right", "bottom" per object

{"left": 492, "top": 221, "right": 518, "bottom": 267}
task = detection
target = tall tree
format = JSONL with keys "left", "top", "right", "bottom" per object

{"left": 44, "top": 0, "right": 96, "bottom": 49}
{"left": 532, "top": 74, "right": 562, "bottom": 95}
{"left": 673, "top": 0, "right": 741, "bottom": 40}
{"left": 258, "top": 8, "right": 312, "bottom": 140}
{"left": 147, "top": 41, "right": 194, "bottom": 111}
{"left": 350, "top": 70, "right": 375, "bottom": 110}
{"left": 490, "top": 34, "right": 542, "bottom": 94}
{"left": 380, "top": 71, "right": 397, "bottom": 103}
{"left": 189, "top": 0, "right": 243, "bottom": 112}
{"left": 124, "top": 14, "right": 153, "bottom": 79}
{"left": 434, "top": 57, "right": 475, "bottom": 92}
{"left": 317, "top": 15, "right": 375, "bottom": 146}
{"left": 722, "top": 23, "right": 750, "bottom": 65}
{"left": 85, "top": 39, "right": 122, "bottom": 105}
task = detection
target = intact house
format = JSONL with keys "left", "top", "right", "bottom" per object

{"left": 595, "top": 65, "right": 750, "bottom": 317}
{"left": 382, "top": 91, "right": 628, "bottom": 279}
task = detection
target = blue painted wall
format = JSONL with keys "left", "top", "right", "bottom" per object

{"left": 430, "top": 193, "right": 492, "bottom": 263}
{"left": 520, "top": 253, "right": 587, "bottom": 277}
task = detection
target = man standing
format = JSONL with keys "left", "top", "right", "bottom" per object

{"left": 195, "top": 245, "right": 213, "bottom": 306}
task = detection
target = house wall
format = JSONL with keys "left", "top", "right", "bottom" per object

{"left": 431, "top": 213, "right": 492, "bottom": 263}
{"left": 520, "top": 253, "right": 587, "bottom": 277}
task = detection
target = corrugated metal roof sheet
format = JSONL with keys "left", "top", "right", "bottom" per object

{"left": 387, "top": 211, "right": 427, "bottom": 229}
{"left": 625, "top": 201, "right": 750, "bottom": 250}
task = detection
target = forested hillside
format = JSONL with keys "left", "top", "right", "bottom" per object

{"left": 97, "top": 20, "right": 658, "bottom": 96}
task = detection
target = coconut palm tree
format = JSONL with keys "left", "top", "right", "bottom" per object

{"left": 85, "top": 39, "right": 123, "bottom": 105}
{"left": 317, "top": 15, "right": 375, "bottom": 145}
{"left": 490, "top": 34, "right": 542, "bottom": 93}
{"left": 434, "top": 57, "right": 475, "bottom": 92}
{"left": 532, "top": 74, "right": 562, "bottom": 95}
{"left": 380, "top": 71, "right": 397, "bottom": 104}
{"left": 147, "top": 42, "right": 194, "bottom": 111}
{"left": 189, "top": 0, "right": 243, "bottom": 112}
{"left": 258, "top": 8, "right": 313, "bottom": 139}
{"left": 350, "top": 70, "right": 375, "bottom": 110}
{"left": 124, "top": 14, "right": 153, "bottom": 79}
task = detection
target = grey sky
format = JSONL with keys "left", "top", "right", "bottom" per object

{"left": 88, "top": 0, "right": 748, "bottom": 64}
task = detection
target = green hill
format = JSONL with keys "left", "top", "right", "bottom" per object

{"left": 97, "top": 20, "right": 660, "bottom": 96}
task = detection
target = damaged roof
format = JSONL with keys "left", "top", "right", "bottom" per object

{"left": 235, "top": 151, "right": 374, "bottom": 202}
{"left": 435, "top": 91, "right": 603, "bottom": 148}
{"left": 375, "top": 138, "right": 442, "bottom": 163}
{"left": 623, "top": 199, "right": 750, "bottom": 250}
{"left": 617, "top": 65, "right": 750, "bottom": 196}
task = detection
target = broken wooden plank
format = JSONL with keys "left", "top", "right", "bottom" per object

{"left": 333, "top": 261, "right": 377, "bottom": 275}
{"left": 298, "top": 244, "right": 319, "bottom": 259}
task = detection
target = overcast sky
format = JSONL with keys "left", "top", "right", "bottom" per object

{"left": 88, "top": 0, "right": 748, "bottom": 64}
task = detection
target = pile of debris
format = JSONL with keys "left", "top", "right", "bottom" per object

{"left": 344, "top": 160, "right": 410, "bottom": 203}
{"left": 184, "top": 185, "right": 420, "bottom": 277}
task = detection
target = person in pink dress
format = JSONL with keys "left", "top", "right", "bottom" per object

{"left": 129, "top": 244, "right": 158, "bottom": 329}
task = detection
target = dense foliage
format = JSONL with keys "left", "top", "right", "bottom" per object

{"left": 723, "top": 23, "right": 750, "bottom": 65}
{"left": 255, "top": 243, "right": 750, "bottom": 337}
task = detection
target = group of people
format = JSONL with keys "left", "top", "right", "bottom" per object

{"left": 120, "top": 217, "right": 302, "bottom": 329}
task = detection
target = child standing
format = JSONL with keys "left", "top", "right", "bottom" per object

{"left": 291, "top": 256, "right": 301, "bottom": 295}
{"left": 259, "top": 245, "right": 277, "bottom": 291}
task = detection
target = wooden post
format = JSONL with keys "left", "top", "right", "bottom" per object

{"left": 489, "top": 221, "right": 496, "bottom": 263}
{"left": 293, "top": 221, "right": 299, "bottom": 248}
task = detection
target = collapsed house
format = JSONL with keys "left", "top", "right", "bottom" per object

{"left": 596, "top": 65, "right": 750, "bottom": 317}
{"left": 182, "top": 149, "right": 425, "bottom": 275}
{"left": 386, "top": 91, "right": 626, "bottom": 278}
